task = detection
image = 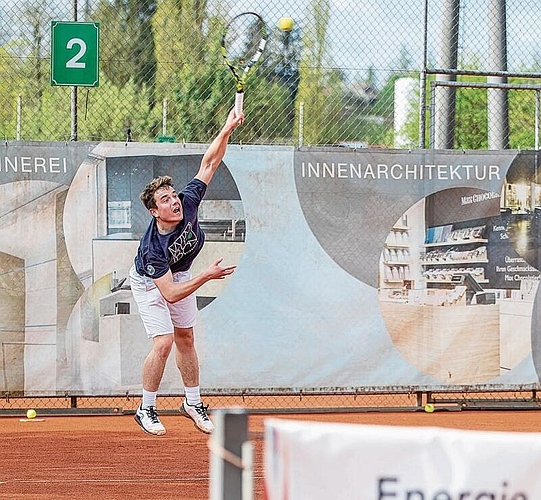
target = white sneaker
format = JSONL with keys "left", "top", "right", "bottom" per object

{"left": 134, "top": 405, "right": 166, "bottom": 436}
{"left": 180, "top": 400, "right": 215, "bottom": 434}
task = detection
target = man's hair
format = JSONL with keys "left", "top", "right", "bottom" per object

{"left": 140, "top": 175, "right": 174, "bottom": 210}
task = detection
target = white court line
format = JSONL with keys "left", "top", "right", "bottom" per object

{"left": 37, "top": 466, "right": 117, "bottom": 471}
{"left": 2, "top": 477, "right": 209, "bottom": 484}
{"left": 0, "top": 475, "right": 265, "bottom": 485}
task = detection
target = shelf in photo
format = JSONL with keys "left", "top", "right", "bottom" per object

{"left": 382, "top": 261, "right": 410, "bottom": 266}
{"left": 384, "top": 243, "right": 410, "bottom": 249}
{"left": 423, "top": 239, "right": 488, "bottom": 247}
{"left": 392, "top": 226, "right": 409, "bottom": 231}
{"left": 425, "top": 279, "right": 489, "bottom": 284}
{"left": 421, "top": 259, "right": 489, "bottom": 265}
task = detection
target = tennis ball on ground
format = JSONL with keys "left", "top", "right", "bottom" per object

{"left": 278, "top": 17, "right": 294, "bottom": 32}
{"left": 27, "top": 409, "right": 37, "bottom": 419}
{"left": 424, "top": 403, "right": 435, "bottom": 413}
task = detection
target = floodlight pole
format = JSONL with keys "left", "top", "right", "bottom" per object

{"left": 70, "top": 0, "right": 78, "bottom": 141}
{"left": 487, "top": 0, "right": 509, "bottom": 149}
{"left": 418, "top": 0, "right": 428, "bottom": 148}
{"left": 434, "top": 0, "right": 460, "bottom": 149}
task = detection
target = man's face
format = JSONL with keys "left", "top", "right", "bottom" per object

{"left": 150, "top": 185, "right": 183, "bottom": 224}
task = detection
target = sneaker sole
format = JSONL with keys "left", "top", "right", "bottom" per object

{"left": 179, "top": 405, "right": 214, "bottom": 435}
{"left": 134, "top": 413, "right": 166, "bottom": 436}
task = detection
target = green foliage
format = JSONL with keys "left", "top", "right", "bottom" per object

{"left": 294, "top": 0, "right": 332, "bottom": 145}
{"left": 391, "top": 73, "right": 541, "bottom": 150}
{"left": 507, "top": 84, "right": 536, "bottom": 149}
{"left": 450, "top": 75, "right": 538, "bottom": 150}
{"left": 78, "top": 83, "right": 162, "bottom": 141}
{"left": 94, "top": 0, "right": 157, "bottom": 107}
{"left": 0, "top": 47, "right": 22, "bottom": 138}
{"left": 454, "top": 80, "right": 488, "bottom": 149}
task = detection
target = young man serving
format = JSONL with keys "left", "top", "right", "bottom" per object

{"left": 129, "top": 108, "right": 243, "bottom": 435}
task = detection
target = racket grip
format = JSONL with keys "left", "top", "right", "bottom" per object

{"left": 235, "top": 91, "right": 244, "bottom": 117}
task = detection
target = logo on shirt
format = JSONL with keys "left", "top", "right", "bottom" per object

{"left": 169, "top": 222, "right": 198, "bottom": 264}
{"left": 146, "top": 264, "right": 156, "bottom": 276}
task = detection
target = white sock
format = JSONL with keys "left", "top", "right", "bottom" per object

{"left": 142, "top": 389, "right": 158, "bottom": 409}
{"left": 184, "top": 386, "right": 201, "bottom": 406}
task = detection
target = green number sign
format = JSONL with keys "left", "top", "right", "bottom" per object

{"left": 50, "top": 21, "right": 100, "bottom": 87}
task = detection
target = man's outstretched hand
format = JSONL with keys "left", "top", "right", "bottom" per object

{"left": 204, "top": 258, "right": 237, "bottom": 280}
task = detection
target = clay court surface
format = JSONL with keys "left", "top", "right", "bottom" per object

{"left": 2, "top": 409, "right": 541, "bottom": 499}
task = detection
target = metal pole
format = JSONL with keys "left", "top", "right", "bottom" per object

{"left": 535, "top": 90, "right": 541, "bottom": 150}
{"left": 298, "top": 101, "right": 304, "bottom": 147}
{"left": 241, "top": 441, "right": 253, "bottom": 500}
{"left": 210, "top": 408, "right": 249, "bottom": 500}
{"left": 487, "top": 0, "right": 509, "bottom": 149}
{"left": 429, "top": 82, "right": 436, "bottom": 148}
{"left": 418, "top": 0, "right": 429, "bottom": 149}
{"left": 16, "top": 95, "right": 22, "bottom": 140}
{"left": 70, "top": 88, "right": 78, "bottom": 141}
{"left": 70, "top": 0, "right": 78, "bottom": 141}
{"left": 434, "top": 0, "right": 460, "bottom": 149}
{"left": 426, "top": 68, "right": 541, "bottom": 79}
{"left": 162, "top": 98, "right": 167, "bottom": 136}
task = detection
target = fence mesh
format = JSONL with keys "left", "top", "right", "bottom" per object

{"left": 2, "top": 0, "right": 541, "bottom": 411}
{"left": 2, "top": 390, "right": 541, "bottom": 415}
{"left": 1, "top": 0, "right": 541, "bottom": 147}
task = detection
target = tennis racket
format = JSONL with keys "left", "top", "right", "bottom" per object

{"left": 221, "top": 12, "right": 268, "bottom": 117}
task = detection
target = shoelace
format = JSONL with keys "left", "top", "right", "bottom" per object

{"left": 193, "top": 403, "right": 210, "bottom": 421}
{"left": 144, "top": 406, "right": 160, "bottom": 424}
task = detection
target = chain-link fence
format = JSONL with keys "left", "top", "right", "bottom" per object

{"left": 2, "top": 0, "right": 541, "bottom": 414}
{"left": 1, "top": 0, "right": 540, "bottom": 148}
{"left": 2, "top": 389, "right": 541, "bottom": 415}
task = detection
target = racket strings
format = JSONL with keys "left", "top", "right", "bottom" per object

{"left": 223, "top": 15, "right": 265, "bottom": 66}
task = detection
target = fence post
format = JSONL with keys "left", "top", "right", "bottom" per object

{"left": 70, "top": 0, "right": 78, "bottom": 141}
{"left": 534, "top": 90, "right": 541, "bottom": 151}
{"left": 162, "top": 98, "right": 167, "bottom": 136}
{"left": 16, "top": 95, "right": 22, "bottom": 140}
{"left": 298, "top": 101, "right": 304, "bottom": 147}
{"left": 210, "top": 408, "right": 249, "bottom": 500}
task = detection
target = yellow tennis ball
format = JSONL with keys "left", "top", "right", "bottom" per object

{"left": 26, "top": 409, "right": 37, "bottom": 419}
{"left": 278, "top": 17, "right": 294, "bottom": 32}
{"left": 424, "top": 403, "right": 435, "bottom": 413}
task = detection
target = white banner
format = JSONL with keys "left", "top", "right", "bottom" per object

{"left": 2, "top": 142, "right": 541, "bottom": 394}
{"left": 265, "top": 418, "right": 541, "bottom": 500}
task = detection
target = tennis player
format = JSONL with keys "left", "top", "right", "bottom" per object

{"left": 130, "top": 108, "right": 244, "bottom": 436}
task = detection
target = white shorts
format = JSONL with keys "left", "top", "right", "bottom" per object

{"left": 129, "top": 265, "right": 197, "bottom": 338}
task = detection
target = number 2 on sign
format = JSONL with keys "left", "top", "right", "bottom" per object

{"left": 66, "top": 38, "right": 86, "bottom": 68}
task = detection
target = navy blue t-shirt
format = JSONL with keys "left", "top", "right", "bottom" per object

{"left": 134, "top": 178, "right": 207, "bottom": 278}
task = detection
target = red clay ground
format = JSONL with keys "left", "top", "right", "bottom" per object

{"left": 1, "top": 410, "right": 541, "bottom": 499}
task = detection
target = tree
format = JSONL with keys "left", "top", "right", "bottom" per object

{"left": 0, "top": 46, "right": 22, "bottom": 138}
{"left": 94, "top": 0, "right": 157, "bottom": 107}
{"left": 152, "top": 3, "right": 292, "bottom": 143}
{"left": 294, "top": 0, "right": 334, "bottom": 145}
{"left": 152, "top": 0, "right": 232, "bottom": 141}
{"left": 12, "top": 2, "right": 51, "bottom": 137}
{"left": 262, "top": 25, "right": 301, "bottom": 136}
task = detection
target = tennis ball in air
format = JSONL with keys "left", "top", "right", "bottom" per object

{"left": 26, "top": 409, "right": 37, "bottom": 419}
{"left": 278, "top": 17, "right": 294, "bottom": 32}
{"left": 424, "top": 403, "right": 435, "bottom": 413}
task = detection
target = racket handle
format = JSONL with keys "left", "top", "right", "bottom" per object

{"left": 235, "top": 91, "right": 244, "bottom": 117}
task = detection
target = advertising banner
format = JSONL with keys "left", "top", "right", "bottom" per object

{"left": 264, "top": 418, "right": 541, "bottom": 500}
{"left": 0, "top": 141, "right": 540, "bottom": 394}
